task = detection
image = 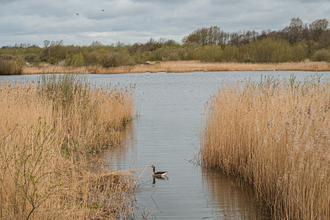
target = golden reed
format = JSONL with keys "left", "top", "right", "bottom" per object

{"left": 201, "top": 75, "right": 330, "bottom": 219}
{"left": 0, "top": 76, "right": 138, "bottom": 219}
{"left": 23, "top": 60, "right": 330, "bottom": 74}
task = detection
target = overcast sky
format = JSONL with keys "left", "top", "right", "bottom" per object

{"left": 1, "top": 0, "right": 329, "bottom": 47}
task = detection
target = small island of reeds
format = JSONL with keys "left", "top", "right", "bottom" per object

{"left": 201, "top": 74, "right": 330, "bottom": 219}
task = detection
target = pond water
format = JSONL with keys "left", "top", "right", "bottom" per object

{"left": 1, "top": 71, "right": 326, "bottom": 219}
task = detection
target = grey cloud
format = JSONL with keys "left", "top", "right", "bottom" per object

{"left": 130, "top": 0, "right": 191, "bottom": 4}
{"left": 0, "top": 0, "right": 20, "bottom": 4}
{"left": 294, "top": 0, "right": 327, "bottom": 2}
{"left": 0, "top": 0, "right": 329, "bottom": 47}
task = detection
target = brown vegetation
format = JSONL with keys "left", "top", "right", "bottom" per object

{"left": 22, "top": 60, "right": 330, "bottom": 74}
{"left": 0, "top": 75, "right": 138, "bottom": 219}
{"left": 0, "top": 54, "right": 25, "bottom": 75}
{"left": 201, "top": 75, "right": 330, "bottom": 219}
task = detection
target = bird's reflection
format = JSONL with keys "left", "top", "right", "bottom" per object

{"left": 152, "top": 176, "right": 169, "bottom": 184}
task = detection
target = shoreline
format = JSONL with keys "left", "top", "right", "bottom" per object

{"left": 22, "top": 60, "right": 330, "bottom": 75}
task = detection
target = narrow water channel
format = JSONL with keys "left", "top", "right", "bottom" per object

{"left": 94, "top": 71, "right": 315, "bottom": 220}
{"left": 0, "top": 71, "right": 319, "bottom": 219}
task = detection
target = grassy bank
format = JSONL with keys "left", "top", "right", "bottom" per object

{"left": 22, "top": 60, "right": 330, "bottom": 74}
{"left": 201, "top": 75, "right": 330, "bottom": 219}
{"left": 0, "top": 75, "right": 137, "bottom": 219}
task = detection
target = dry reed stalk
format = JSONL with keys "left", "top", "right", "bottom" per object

{"left": 22, "top": 61, "right": 330, "bottom": 74}
{"left": 201, "top": 76, "right": 330, "bottom": 219}
{"left": 0, "top": 76, "right": 138, "bottom": 219}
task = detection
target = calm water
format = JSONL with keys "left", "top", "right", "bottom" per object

{"left": 1, "top": 71, "right": 326, "bottom": 219}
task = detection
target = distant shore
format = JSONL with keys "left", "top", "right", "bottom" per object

{"left": 22, "top": 60, "right": 330, "bottom": 75}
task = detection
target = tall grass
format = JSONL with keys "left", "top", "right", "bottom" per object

{"left": 38, "top": 74, "right": 135, "bottom": 155}
{"left": 0, "top": 74, "right": 138, "bottom": 219}
{"left": 201, "top": 74, "right": 330, "bottom": 219}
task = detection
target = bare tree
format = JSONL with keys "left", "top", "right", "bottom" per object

{"left": 309, "top": 19, "right": 329, "bottom": 41}
{"left": 90, "top": 41, "right": 102, "bottom": 47}
{"left": 183, "top": 26, "right": 229, "bottom": 47}
{"left": 43, "top": 40, "right": 50, "bottom": 48}
{"left": 288, "top": 17, "right": 304, "bottom": 44}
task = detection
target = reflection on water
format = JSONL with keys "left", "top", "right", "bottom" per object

{"left": 101, "top": 121, "right": 135, "bottom": 170}
{"left": 202, "top": 168, "right": 270, "bottom": 220}
{"left": 152, "top": 176, "right": 169, "bottom": 185}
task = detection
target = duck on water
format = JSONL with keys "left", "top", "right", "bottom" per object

{"left": 150, "top": 165, "right": 168, "bottom": 178}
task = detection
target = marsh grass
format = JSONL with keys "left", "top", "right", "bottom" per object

{"left": 22, "top": 60, "right": 330, "bottom": 74}
{"left": 38, "top": 74, "right": 135, "bottom": 155}
{"left": 201, "top": 74, "right": 330, "bottom": 219}
{"left": 0, "top": 74, "right": 139, "bottom": 219}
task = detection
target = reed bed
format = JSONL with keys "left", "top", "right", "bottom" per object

{"left": 201, "top": 74, "right": 330, "bottom": 219}
{"left": 0, "top": 75, "right": 139, "bottom": 219}
{"left": 22, "top": 60, "right": 330, "bottom": 74}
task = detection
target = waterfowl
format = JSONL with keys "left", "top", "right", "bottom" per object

{"left": 150, "top": 165, "right": 168, "bottom": 178}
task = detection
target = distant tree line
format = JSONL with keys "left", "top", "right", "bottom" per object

{"left": 1, "top": 17, "right": 330, "bottom": 73}
{"left": 181, "top": 18, "right": 330, "bottom": 62}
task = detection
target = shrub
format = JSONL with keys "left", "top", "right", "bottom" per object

{"left": 101, "top": 53, "right": 118, "bottom": 68}
{"left": 65, "top": 53, "right": 84, "bottom": 67}
{"left": 0, "top": 55, "right": 25, "bottom": 75}
{"left": 24, "top": 53, "right": 39, "bottom": 62}
{"left": 169, "top": 52, "right": 179, "bottom": 61}
{"left": 198, "top": 45, "right": 222, "bottom": 62}
{"left": 33, "top": 57, "right": 41, "bottom": 65}
{"left": 248, "top": 38, "right": 293, "bottom": 63}
{"left": 222, "top": 45, "right": 238, "bottom": 62}
{"left": 292, "top": 43, "right": 308, "bottom": 61}
{"left": 125, "top": 58, "right": 136, "bottom": 66}
{"left": 84, "top": 51, "right": 100, "bottom": 65}
{"left": 311, "top": 49, "right": 330, "bottom": 61}
{"left": 132, "top": 53, "right": 142, "bottom": 63}
{"left": 100, "top": 52, "right": 128, "bottom": 68}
